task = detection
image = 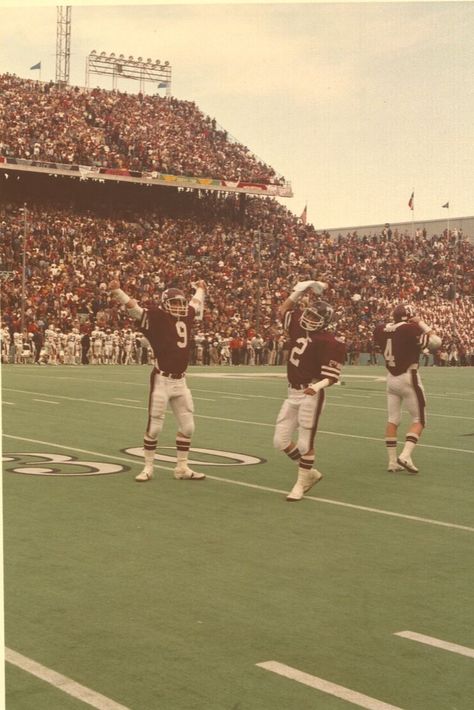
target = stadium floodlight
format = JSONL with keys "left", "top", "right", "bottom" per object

{"left": 86, "top": 49, "right": 173, "bottom": 95}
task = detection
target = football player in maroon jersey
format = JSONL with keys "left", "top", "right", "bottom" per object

{"left": 109, "top": 279, "right": 207, "bottom": 482}
{"left": 273, "top": 280, "right": 346, "bottom": 501}
{"left": 374, "top": 303, "right": 441, "bottom": 474}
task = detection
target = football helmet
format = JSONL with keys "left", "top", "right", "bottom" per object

{"left": 392, "top": 303, "right": 416, "bottom": 323}
{"left": 162, "top": 288, "right": 188, "bottom": 318}
{"left": 300, "top": 301, "right": 334, "bottom": 331}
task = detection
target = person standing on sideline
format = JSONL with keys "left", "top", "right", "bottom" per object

{"left": 109, "top": 278, "right": 207, "bottom": 482}
{"left": 374, "top": 304, "right": 441, "bottom": 474}
{"left": 273, "top": 280, "right": 346, "bottom": 501}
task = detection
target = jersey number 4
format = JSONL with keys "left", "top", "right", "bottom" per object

{"left": 384, "top": 337, "right": 396, "bottom": 367}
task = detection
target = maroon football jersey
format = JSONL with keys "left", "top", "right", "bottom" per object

{"left": 284, "top": 309, "right": 346, "bottom": 387}
{"left": 139, "top": 306, "right": 196, "bottom": 373}
{"left": 374, "top": 321, "right": 427, "bottom": 375}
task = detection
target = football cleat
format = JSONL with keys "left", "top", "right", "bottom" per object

{"left": 387, "top": 463, "right": 405, "bottom": 472}
{"left": 397, "top": 457, "right": 419, "bottom": 474}
{"left": 173, "top": 467, "right": 206, "bottom": 480}
{"left": 286, "top": 469, "right": 323, "bottom": 502}
{"left": 135, "top": 468, "right": 154, "bottom": 482}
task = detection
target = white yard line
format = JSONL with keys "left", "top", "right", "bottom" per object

{"left": 257, "top": 661, "right": 404, "bottom": 710}
{"left": 394, "top": 631, "right": 474, "bottom": 659}
{"left": 3, "top": 435, "right": 474, "bottom": 533}
{"left": 3, "top": 388, "right": 474, "bottom": 455}
{"left": 5, "top": 648, "right": 131, "bottom": 710}
{"left": 2, "top": 401, "right": 15, "bottom": 405}
{"left": 114, "top": 398, "right": 141, "bottom": 403}
{"left": 32, "top": 399, "right": 59, "bottom": 405}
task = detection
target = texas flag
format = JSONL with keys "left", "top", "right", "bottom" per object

{"left": 408, "top": 192, "right": 414, "bottom": 210}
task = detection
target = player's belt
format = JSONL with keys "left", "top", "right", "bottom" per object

{"left": 154, "top": 368, "right": 185, "bottom": 379}
{"left": 289, "top": 382, "right": 310, "bottom": 390}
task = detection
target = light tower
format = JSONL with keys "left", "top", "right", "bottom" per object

{"left": 85, "top": 51, "right": 172, "bottom": 96}
{"left": 56, "top": 6, "right": 72, "bottom": 86}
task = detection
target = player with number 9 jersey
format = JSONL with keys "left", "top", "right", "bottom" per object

{"left": 109, "top": 279, "right": 207, "bottom": 483}
{"left": 139, "top": 305, "right": 195, "bottom": 374}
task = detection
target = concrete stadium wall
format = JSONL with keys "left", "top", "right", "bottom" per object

{"left": 323, "top": 215, "right": 474, "bottom": 243}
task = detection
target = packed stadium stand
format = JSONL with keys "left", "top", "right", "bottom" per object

{"left": 1, "top": 74, "right": 473, "bottom": 367}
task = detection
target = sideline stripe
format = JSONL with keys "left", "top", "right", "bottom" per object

{"left": 3, "top": 435, "right": 474, "bottom": 533}
{"left": 5, "top": 648, "right": 131, "bottom": 710}
{"left": 4, "top": 390, "right": 474, "bottom": 423}
{"left": 395, "top": 631, "right": 474, "bottom": 659}
{"left": 33, "top": 399, "right": 59, "bottom": 405}
{"left": 257, "top": 661, "right": 404, "bottom": 710}
{"left": 3, "top": 388, "right": 474, "bottom": 455}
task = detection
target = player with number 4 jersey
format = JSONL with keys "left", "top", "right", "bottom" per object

{"left": 109, "top": 279, "right": 207, "bottom": 483}
{"left": 273, "top": 280, "right": 346, "bottom": 502}
{"left": 374, "top": 303, "right": 441, "bottom": 474}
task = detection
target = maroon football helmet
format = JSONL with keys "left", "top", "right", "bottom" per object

{"left": 161, "top": 288, "right": 188, "bottom": 318}
{"left": 300, "top": 301, "right": 334, "bottom": 331}
{"left": 392, "top": 303, "right": 416, "bottom": 323}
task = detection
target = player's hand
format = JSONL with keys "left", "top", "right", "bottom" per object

{"left": 109, "top": 279, "right": 120, "bottom": 291}
{"left": 194, "top": 279, "right": 207, "bottom": 291}
{"left": 304, "top": 387, "right": 316, "bottom": 396}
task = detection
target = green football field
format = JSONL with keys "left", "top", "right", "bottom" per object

{"left": 1, "top": 364, "right": 473, "bottom": 710}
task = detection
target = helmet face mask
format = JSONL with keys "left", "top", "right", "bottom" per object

{"left": 162, "top": 288, "right": 188, "bottom": 318}
{"left": 300, "top": 301, "right": 333, "bottom": 332}
{"left": 392, "top": 303, "right": 415, "bottom": 323}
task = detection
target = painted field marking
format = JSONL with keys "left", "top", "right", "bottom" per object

{"left": 222, "top": 395, "right": 248, "bottom": 400}
{"left": 256, "top": 661, "right": 404, "bottom": 710}
{"left": 2, "top": 401, "right": 15, "bottom": 405}
{"left": 114, "top": 398, "right": 141, "bottom": 403}
{"left": 3, "top": 435, "right": 474, "bottom": 533}
{"left": 33, "top": 399, "right": 59, "bottom": 405}
{"left": 5, "top": 647, "right": 131, "bottom": 710}
{"left": 395, "top": 631, "right": 474, "bottom": 659}
{"left": 3, "top": 388, "right": 474, "bottom": 456}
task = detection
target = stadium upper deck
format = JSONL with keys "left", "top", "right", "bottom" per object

{"left": 0, "top": 73, "right": 288, "bottom": 191}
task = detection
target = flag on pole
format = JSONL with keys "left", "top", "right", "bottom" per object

{"left": 158, "top": 81, "right": 169, "bottom": 88}
{"left": 442, "top": 202, "right": 449, "bottom": 208}
{"left": 30, "top": 62, "right": 41, "bottom": 70}
{"left": 408, "top": 192, "right": 414, "bottom": 210}
{"left": 299, "top": 204, "right": 307, "bottom": 225}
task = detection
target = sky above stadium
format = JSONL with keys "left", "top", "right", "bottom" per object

{"left": 1, "top": 0, "right": 473, "bottom": 231}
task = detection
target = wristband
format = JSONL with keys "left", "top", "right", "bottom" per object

{"left": 111, "top": 288, "right": 130, "bottom": 306}
{"left": 417, "top": 320, "right": 431, "bottom": 334}
{"left": 308, "top": 377, "right": 331, "bottom": 394}
{"left": 288, "top": 290, "right": 304, "bottom": 303}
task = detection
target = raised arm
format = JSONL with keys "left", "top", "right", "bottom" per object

{"left": 410, "top": 315, "right": 442, "bottom": 351}
{"left": 279, "top": 280, "right": 328, "bottom": 319}
{"left": 108, "top": 280, "right": 144, "bottom": 320}
{"left": 190, "top": 279, "right": 206, "bottom": 309}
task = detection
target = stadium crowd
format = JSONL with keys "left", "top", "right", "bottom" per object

{"left": 1, "top": 192, "right": 473, "bottom": 367}
{"left": 0, "top": 73, "right": 282, "bottom": 184}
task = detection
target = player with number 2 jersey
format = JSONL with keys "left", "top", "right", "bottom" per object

{"left": 273, "top": 279, "right": 346, "bottom": 502}
{"left": 109, "top": 279, "right": 207, "bottom": 483}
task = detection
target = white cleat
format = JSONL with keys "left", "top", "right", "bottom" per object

{"left": 286, "top": 468, "right": 323, "bottom": 502}
{"left": 387, "top": 464, "right": 405, "bottom": 472}
{"left": 135, "top": 468, "right": 154, "bottom": 482}
{"left": 173, "top": 467, "right": 206, "bottom": 480}
{"left": 397, "top": 456, "right": 419, "bottom": 474}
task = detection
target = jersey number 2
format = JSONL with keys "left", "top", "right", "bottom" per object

{"left": 176, "top": 321, "right": 187, "bottom": 349}
{"left": 289, "top": 337, "right": 308, "bottom": 366}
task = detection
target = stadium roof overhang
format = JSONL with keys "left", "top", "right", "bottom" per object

{"left": 0, "top": 156, "right": 293, "bottom": 198}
